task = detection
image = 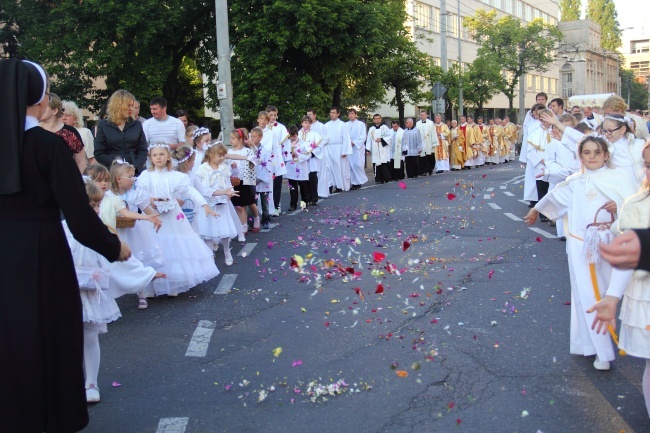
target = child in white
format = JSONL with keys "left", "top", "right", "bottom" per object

{"left": 589, "top": 142, "right": 650, "bottom": 416}
{"left": 137, "top": 143, "right": 220, "bottom": 295}
{"left": 228, "top": 128, "right": 260, "bottom": 236}
{"left": 68, "top": 180, "right": 160, "bottom": 403}
{"left": 525, "top": 136, "right": 638, "bottom": 370}
{"left": 542, "top": 115, "right": 582, "bottom": 238}
{"left": 106, "top": 159, "right": 167, "bottom": 309}
{"left": 191, "top": 127, "right": 211, "bottom": 174}
{"left": 195, "top": 142, "right": 239, "bottom": 266}
{"left": 283, "top": 125, "right": 312, "bottom": 210}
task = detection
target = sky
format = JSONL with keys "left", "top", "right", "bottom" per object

{"left": 611, "top": 0, "right": 649, "bottom": 46}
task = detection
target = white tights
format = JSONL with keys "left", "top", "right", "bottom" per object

{"left": 83, "top": 326, "right": 101, "bottom": 387}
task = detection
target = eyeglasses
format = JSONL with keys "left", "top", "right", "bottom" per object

{"left": 602, "top": 126, "right": 623, "bottom": 135}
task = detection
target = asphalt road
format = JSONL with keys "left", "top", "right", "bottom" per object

{"left": 83, "top": 163, "right": 649, "bottom": 433}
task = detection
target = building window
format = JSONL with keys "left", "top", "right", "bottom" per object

{"left": 433, "top": 7, "right": 440, "bottom": 32}
{"left": 515, "top": 0, "right": 523, "bottom": 18}
{"left": 415, "top": 2, "right": 432, "bottom": 31}
{"left": 630, "top": 40, "right": 650, "bottom": 54}
{"left": 561, "top": 63, "right": 573, "bottom": 98}
{"left": 449, "top": 13, "right": 459, "bottom": 37}
{"left": 493, "top": 0, "right": 503, "bottom": 9}
{"left": 503, "top": 0, "right": 513, "bottom": 14}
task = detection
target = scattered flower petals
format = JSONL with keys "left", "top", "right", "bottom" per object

{"left": 375, "top": 283, "right": 384, "bottom": 294}
{"left": 398, "top": 181, "right": 407, "bottom": 190}
{"left": 395, "top": 370, "right": 409, "bottom": 378}
{"left": 292, "top": 360, "right": 302, "bottom": 367}
{"left": 488, "top": 270, "right": 495, "bottom": 279}
{"left": 535, "top": 237, "right": 542, "bottom": 243}
{"left": 373, "top": 251, "right": 386, "bottom": 263}
{"left": 111, "top": 381, "right": 121, "bottom": 387}
{"left": 402, "top": 240, "right": 411, "bottom": 251}
{"left": 273, "top": 347, "right": 282, "bottom": 357}
{"left": 446, "top": 193, "right": 457, "bottom": 200}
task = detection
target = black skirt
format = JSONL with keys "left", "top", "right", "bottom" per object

{"left": 232, "top": 184, "right": 256, "bottom": 207}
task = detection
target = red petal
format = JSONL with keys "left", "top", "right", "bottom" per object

{"left": 398, "top": 181, "right": 407, "bottom": 190}
{"left": 535, "top": 237, "right": 542, "bottom": 242}
{"left": 373, "top": 251, "right": 386, "bottom": 263}
{"left": 375, "top": 283, "right": 384, "bottom": 294}
{"left": 446, "top": 193, "right": 456, "bottom": 200}
{"left": 345, "top": 267, "right": 355, "bottom": 274}
{"left": 402, "top": 240, "right": 411, "bottom": 252}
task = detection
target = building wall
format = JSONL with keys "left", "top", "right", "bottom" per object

{"left": 375, "top": 0, "right": 560, "bottom": 120}
{"left": 557, "top": 20, "right": 620, "bottom": 100}
{"left": 626, "top": 38, "right": 650, "bottom": 84}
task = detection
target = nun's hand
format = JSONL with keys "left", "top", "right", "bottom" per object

{"left": 118, "top": 241, "right": 132, "bottom": 262}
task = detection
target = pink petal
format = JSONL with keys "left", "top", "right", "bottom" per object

{"left": 398, "top": 182, "right": 407, "bottom": 190}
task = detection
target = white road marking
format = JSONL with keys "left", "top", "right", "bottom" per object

{"left": 360, "top": 184, "right": 380, "bottom": 189}
{"left": 503, "top": 191, "right": 515, "bottom": 197}
{"left": 486, "top": 187, "right": 495, "bottom": 192}
{"left": 513, "top": 179, "right": 525, "bottom": 184}
{"left": 518, "top": 199, "right": 529, "bottom": 205}
{"left": 503, "top": 174, "right": 525, "bottom": 184}
{"left": 499, "top": 185, "right": 506, "bottom": 189}
{"left": 185, "top": 320, "right": 215, "bottom": 357}
{"left": 156, "top": 418, "right": 189, "bottom": 433}
{"left": 214, "top": 274, "right": 237, "bottom": 295}
{"left": 529, "top": 227, "right": 557, "bottom": 239}
{"left": 260, "top": 223, "right": 278, "bottom": 233}
{"left": 504, "top": 213, "right": 523, "bottom": 221}
{"left": 488, "top": 203, "right": 502, "bottom": 210}
{"left": 483, "top": 194, "right": 491, "bottom": 199}
{"left": 287, "top": 209, "right": 303, "bottom": 216}
{"left": 237, "top": 242, "right": 257, "bottom": 256}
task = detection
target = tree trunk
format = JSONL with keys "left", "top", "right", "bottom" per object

{"left": 395, "top": 86, "right": 405, "bottom": 126}
{"left": 332, "top": 83, "right": 342, "bottom": 109}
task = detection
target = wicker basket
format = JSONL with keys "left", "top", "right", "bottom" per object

{"left": 181, "top": 199, "right": 195, "bottom": 223}
{"left": 115, "top": 215, "right": 136, "bottom": 229}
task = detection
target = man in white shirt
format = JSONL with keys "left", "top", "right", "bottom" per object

{"left": 520, "top": 92, "right": 548, "bottom": 163}
{"left": 365, "top": 114, "right": 392, "bottom": 184}
{"left": 415, "top": 110, "right": 435, "bottom": 176}
{"left": 142, "top": 97, "right": 185, "bottom": 150}
{"left": 324, "top": 107, "right": 353, "bottom": 192}
{"left": 346, "top": 108, "right": 368, "bottom": 189}
{"left": 306, "top": 108, "right": 329, "bottom": 202}
{"left": 267, "top": 105, "right": 289, "bottom": 215}
{"left": 389, "top": 120, "right": 405, "bottom": 180}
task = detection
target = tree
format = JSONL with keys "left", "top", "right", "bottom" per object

{"left": 620, "top": 68, "right": 649, "bottom": 110}
{"left": 462, "top": 57, "right": 503, "bottom": 114}
{"left": 586, "top": 0, "right": 622, "bottom": 51}
{"left": 7, "top": 0, "right": 217, "bottom": 113}
{"left": 381, "top": 42, "right": 428, "bottom": 125}
{"left": 465, "top": 10, "right": 563, "bottom": 114}
{"left": 228, "top": 0, "right": 410, "bottom": 126}
{"left": 558, "top": 0, "right": 581, "bottom": 21}
{"left": 426, "top": 62, "right": 459, "bottom": 119}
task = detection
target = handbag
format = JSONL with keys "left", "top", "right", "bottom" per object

{"left": 583, "top": 204, "right": 615, "bottom": 264}
{"left": 181, "top": 198, "right": 196, "bottom": 223}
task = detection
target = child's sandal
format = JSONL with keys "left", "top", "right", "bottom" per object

{"left": 137, "top": 298, "right": 148, "bottom": 310}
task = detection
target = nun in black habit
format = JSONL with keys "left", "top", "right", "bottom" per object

{"left": 0, "top": 59, "right": 130, "bottom": 432}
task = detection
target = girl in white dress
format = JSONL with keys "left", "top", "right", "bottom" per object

{"left": 137, "top": 144, "right": 220, "bottom": 295}
{"left": 195, "top": 143, "right": 240, "bottom": 266}
{"left": 191, "top": 127, "right": 211, "bottom": 174}
{"left": 107, "top": 159, "right": 167, "bottom": 309}
{"left": 589, "top": 142, "right": 650, "bottom": 416}
{"left": 68, "top": 180, "right": 160, "bottom": 403}
{"left": 525, "top": 136, "right": 638, "bottom": 370}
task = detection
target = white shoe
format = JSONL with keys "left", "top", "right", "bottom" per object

{"left": 212, "top": 242, "right": 219, "bottom": 252}
{"left": 593, "top": 357, "right": 611, "bottom": 371}
{"left": 238, "top": 234, "right": 246, "bottom": 242}
{"left": 224, "top": 250, "right": 234, "bottom": 266}
{"left": 86, "top": 384, "right": 100, "bottom": 403}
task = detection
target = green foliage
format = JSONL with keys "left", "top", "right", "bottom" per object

{"left": 465, "top": 10, "right": 563, "bottom": 112}
{"left": 586, "top": 0, "right": 622, "bottom": 51}
{"left": 382, "top": 41, "right": 429, "bottom": 125}
{"left": 620, "top": 68, "right": 649, "bottom": 110}
{"left": 558, "top": 0, "right": 581, "bottom": 21}
{"left": 462, "top": 57, "right": 503, "bottom": 112}
{"left": 228, "top": 0, "right": 410, "bottom": 126}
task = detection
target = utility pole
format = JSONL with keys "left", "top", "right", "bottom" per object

{"left": 440, "top": 0, "right": 447, "bottom": 72}
{"left": 215, "top": 0, "right": 234, "bottom": 145}
{"left": 457, "top": 0, "right": 463, "bottom": 117}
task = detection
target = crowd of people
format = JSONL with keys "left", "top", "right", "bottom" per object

{"left": 519, "top": 91, "right": 650, "bottom": 418}
{"left": 5, "top": 54, "right": 650, "bottom": 432}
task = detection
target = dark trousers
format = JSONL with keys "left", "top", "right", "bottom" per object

{"left": 273, "top": 175, "right": 283, "bottom": 209}
{"left": 288, "top": 178, "right": 309, "bottom": 208}
{"left": 427, "top": 154, "right": 435, "bottom": 174}
{"left": 259, "top": 192, "right": 271, "bottom": 224}
{"left": 536, "top": 180, "right": 549, "bottom": 202}
{"left": 308, "top": 171, "right": 319, "bottom": 203}
{"left": 390, "top": 160, "right": 405, "bottom": 180}
{"left": 405, "top": 156, "right": 420, "bottom": 178}
{"left": 374, "top": 162, "right": 391, "bottom": 183}
{"left": 419, "top": 155, "right": 430, "bottom": 175}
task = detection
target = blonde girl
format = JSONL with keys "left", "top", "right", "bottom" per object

{"left": 108, "top": 159, "right": 167, "bottom": 309}
{"left": 525, "top": 136, "right": 638, "bottom": 370}
{"left": 195, "top": 143, "right": 240, "bottom": 266}
{"left": 136, "top": 144, "right": 220, "bottom": 295}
